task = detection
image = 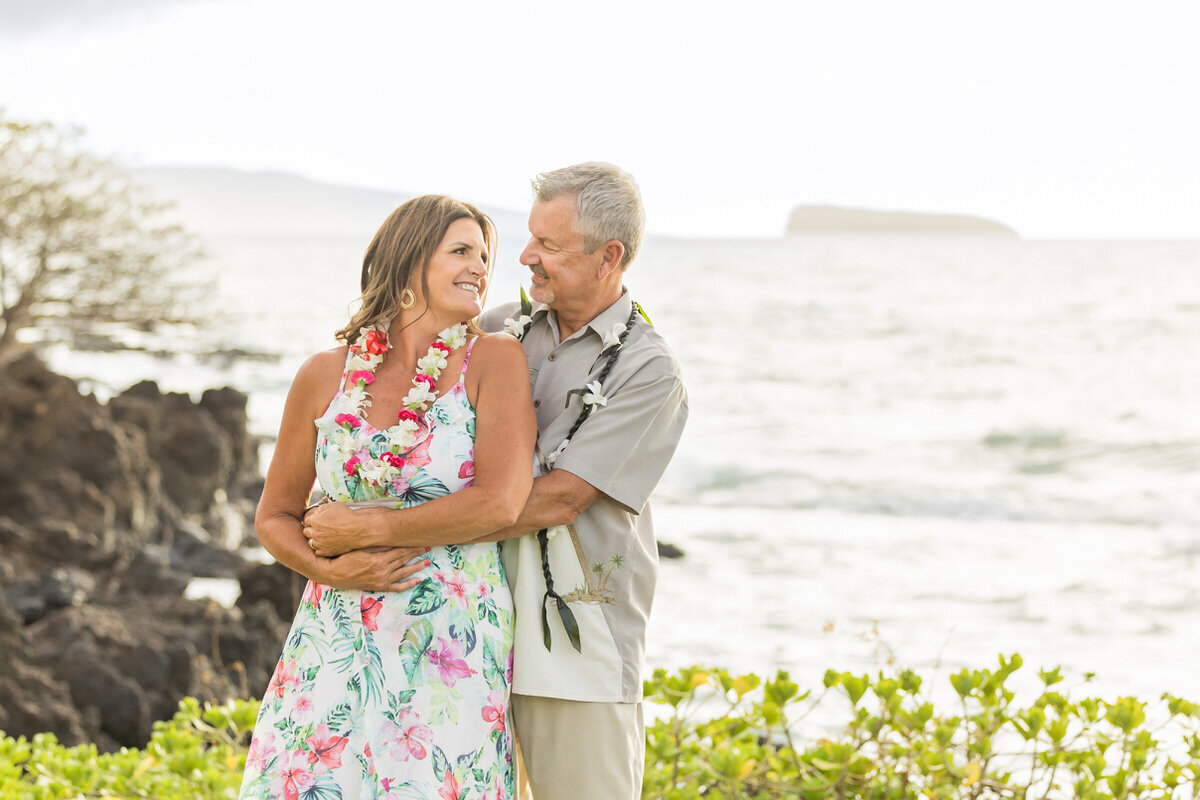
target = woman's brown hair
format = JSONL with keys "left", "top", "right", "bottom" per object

{"left": 336, "top": 195, "right": 497, "bottom": 343}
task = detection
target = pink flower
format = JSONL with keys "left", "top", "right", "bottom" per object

{"left": 476, "top": 581, "right": 491, "bottom": 600}
{"left": 361, "top": 595, "right": 383, "bottom": 631}
{"left": 458, "top": 460, "right": 475, "bottom": 480}
{"left": 482, "top": 777, "right": 505, "bottom": 800}
{"left": 344, "top": 455, "right": 360, "bottom": 477}
{"left": 335, "top": 413, "right": 361, "bottom": 429}
{"left": 305, "top": 724, "right": 349, "bottom": 771}
{"left": 431, "top": 341, "right": 453, "bottom": 355}
{"left": 401, "top": 436, "right": 433, "bottom": 473}
{"left": 351, "top": 369, "right": 375, "bottom": 386}
{"left": 267, "top": 658, "right": 301, "bottom": 699}
{"left": 390, "top": 476, "right": 410, "bottom": 495}
{"left": 438, "top": 770, "right": 464, "bottom": 800}
{"left": 293, "top": 693, "right": 315, "bottom": 721}
{"left": 303, "top": 580, "right": 324, "bottom": 609}
{"left": 365, "top": 329, "right": 389, "bottom": 355}
{"left": 427, "top": 637, "right": 476, "bottom": 686}
{"left": 384, "top": 710, "right": 434, "bottom": 761}
{"left": 381, "top": 452, "right": 405, "bottom": 468}
{"left": 245, "top": 733, "right": 276, "bottom": 774}
{"left": 413, "top": 373, "right": 436, "bottom": 390}
{"left": 481, "top": 690, "right": 506, "bottom": 734}
{"left": 396, "top": 408, "right": 420, "bottom": 425}
{"left": 435, "top": 569, "right": 469, "bottom": 608}
{"left": 269, "top": 749, "right": 316, "bottom": 800}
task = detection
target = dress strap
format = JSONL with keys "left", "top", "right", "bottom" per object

{"left": 337, "top": 344, "right": 357, "bottom": 393}
{"left": 458, "top": 337, "right": 477, "bottom": 382}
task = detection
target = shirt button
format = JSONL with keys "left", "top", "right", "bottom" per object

{"left": 548, "top": 353, "right": 557, "bottom": 361}
{"left": 533, "top": 400, "right": 541, "bottom": 408}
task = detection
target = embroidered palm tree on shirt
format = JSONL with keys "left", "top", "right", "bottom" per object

{"left": 562, "top": 551, "right": 624, "bottom": 605}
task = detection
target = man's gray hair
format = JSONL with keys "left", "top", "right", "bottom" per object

{"left": 532, "top": 162, "right": 645, "bottom": 270}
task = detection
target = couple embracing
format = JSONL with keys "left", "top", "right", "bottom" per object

{"left": 238, "top": 163, "right": 689, "bottom": 800}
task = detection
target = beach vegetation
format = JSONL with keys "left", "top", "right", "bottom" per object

{"left": 1, "top": 657, "right": 1198, "bottom": 798}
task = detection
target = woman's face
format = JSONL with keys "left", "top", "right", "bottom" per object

{"left": 416, "top": 217, "right": 490, "bottom": 323}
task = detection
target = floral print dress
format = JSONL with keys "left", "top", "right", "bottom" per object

{"left": 240, "top": 334, "right": 515, "bottom": 800}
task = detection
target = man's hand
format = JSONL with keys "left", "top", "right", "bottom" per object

{"left": 304, "top": 501, "right": 378, "bottom": 557}
{"left": 319, "top": 546, "right": 431, "bottom": 593}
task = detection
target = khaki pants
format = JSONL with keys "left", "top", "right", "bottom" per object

{"left": 513, "top": 694, "right": 644, "bottom": 800}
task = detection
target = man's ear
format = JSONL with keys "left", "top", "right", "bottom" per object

{"left": 596, "top": 240, "right": 625, "bottom": 280}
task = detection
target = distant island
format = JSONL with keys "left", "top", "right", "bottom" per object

{"left": 786, "top": 205, "right": 1018, "bottom": 236}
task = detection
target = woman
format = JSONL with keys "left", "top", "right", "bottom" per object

{"left": 239, "top": 196, "right": 535, "bottom": 800}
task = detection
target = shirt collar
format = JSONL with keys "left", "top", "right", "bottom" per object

{"left": 585, "top": 289, "right": 633, "bottom": 341}
{"left": 532, "top": 289, "right": 632, "bottom": 345}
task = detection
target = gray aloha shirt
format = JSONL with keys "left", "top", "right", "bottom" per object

{"left": 479, "top": 290, "right": 688, "bottom": 703}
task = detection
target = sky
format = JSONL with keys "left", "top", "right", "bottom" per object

{"left": 2, "top": 0, "right": 1199, "bottom": 240}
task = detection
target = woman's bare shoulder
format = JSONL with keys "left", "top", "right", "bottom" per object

{"left": 292, "top": 346, "right": 349, "bottom": 395}
{"left": 465, "top": 334, "right": 527, "bottom": 396}
{"left": 470, "top": 332, "right": 526, "bottom": 362}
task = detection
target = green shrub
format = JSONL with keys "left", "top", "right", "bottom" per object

{"left": 0, "top": 697, "right": 256, "bottom": 799}
{"left": 642, "top": 656, "right": 1200, "bottom": 798}
{"left": 2, "top": 656, "right": 1198, "bottom": 798}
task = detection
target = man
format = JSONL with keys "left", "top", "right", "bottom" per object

{"left": 307, "top": 162, "right": 688, "bottom": 798}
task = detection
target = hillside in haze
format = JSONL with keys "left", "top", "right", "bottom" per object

{"left": 787, "top": 205, "right": 1018, "bottom": 236}
{"left": 135, "top": 167, "right": 530, "bottom": 240}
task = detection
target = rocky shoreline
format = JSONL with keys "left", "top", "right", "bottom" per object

{"left": 0, "top": 354, "right": 299, "bottom": 751}
{"left": 0, "top": 354, "right": 685, "bottom": 751}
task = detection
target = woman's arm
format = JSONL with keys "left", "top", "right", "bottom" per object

{"left": 256, "top": 349, "right": 430, "bottom": 591}
{"left": 304, "top": 333, "right": 536, "bottom": 554}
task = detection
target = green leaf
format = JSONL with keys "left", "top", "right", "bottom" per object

{"left": 481, "top": 638, "right": 507, "bottom": 690}
{"left": 300, "top": 776, "right": 344, "bottom": 800}
{"left": 449, "top": 621, "right": 477, "bottom": 656}
{"left": 950, "top": 669, "right": 974, "bottom": 698}
{"left": 520, "top": 286, "right": 532, "bottom": 316}
{"left": 457, "top": 747, "right": 481, "bottom": 771}
{"left": 398, "top": 473, "right": 451, "bottom": 506}
{"left": 432, "top": 745, "right": 451, "bottom": 782}
{"left": 324, "top": 702, "right": 354, "bottom": 734}
{"left": 405, "top": 580, "right": 447, "bottom": 616}
{"left": 841, "top": 673, "right": 869, "bottom": 706}
{"left": 399, "top": 619, "right": 434, "bottom": 683}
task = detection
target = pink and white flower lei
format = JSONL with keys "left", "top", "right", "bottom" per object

{"left": 337, "top": 323, "right": 468, "bottom": 489}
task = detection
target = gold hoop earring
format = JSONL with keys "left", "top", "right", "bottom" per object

{"left": 399, "top": 288, "right": 416, "bottom": 309}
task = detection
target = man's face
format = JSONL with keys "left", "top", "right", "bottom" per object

{"left": 519, "top": 194, "right": 602, "bottom": 307}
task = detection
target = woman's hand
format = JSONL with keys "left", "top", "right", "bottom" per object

{"left": 319, "top": 546, "right": 431, "bottom": 593}
{"left": 303, "top": 501, "right": 378, "bottom": 557}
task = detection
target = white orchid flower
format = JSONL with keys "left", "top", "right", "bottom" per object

{"left": 348, "top": 355, "right": 376, "bottom": 373}
{"left": 601, "top": 323, "right": 624, "bottom": 350}
{"left": 582, "top": 381, "right": 607, "bottom": 407}
{"left": 545, "top": 438, "right": 570, "bottom": 468}
{"left": 328, "top": 428, "right": 359, "bottom": 453}
{"left": 404, "top": 386, "right": 437, "bottom": 408}
{"left": 503, "top": 315, "right": 532, "bottom": 338}
{"left": 358, "top": 460, "right": 390, "bottom": 485}
{"left": 417, "top": 352, "right": 448, "bottom": 373}
{"left": 439, "top": 324, "right": 469, "bottom": 350}
{"left": 392, "top": 429, "right": 418, "bottom": 449}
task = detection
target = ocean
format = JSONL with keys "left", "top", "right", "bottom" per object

{"left": 46, "top": 232, "right": 1200, "bottom": 708}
